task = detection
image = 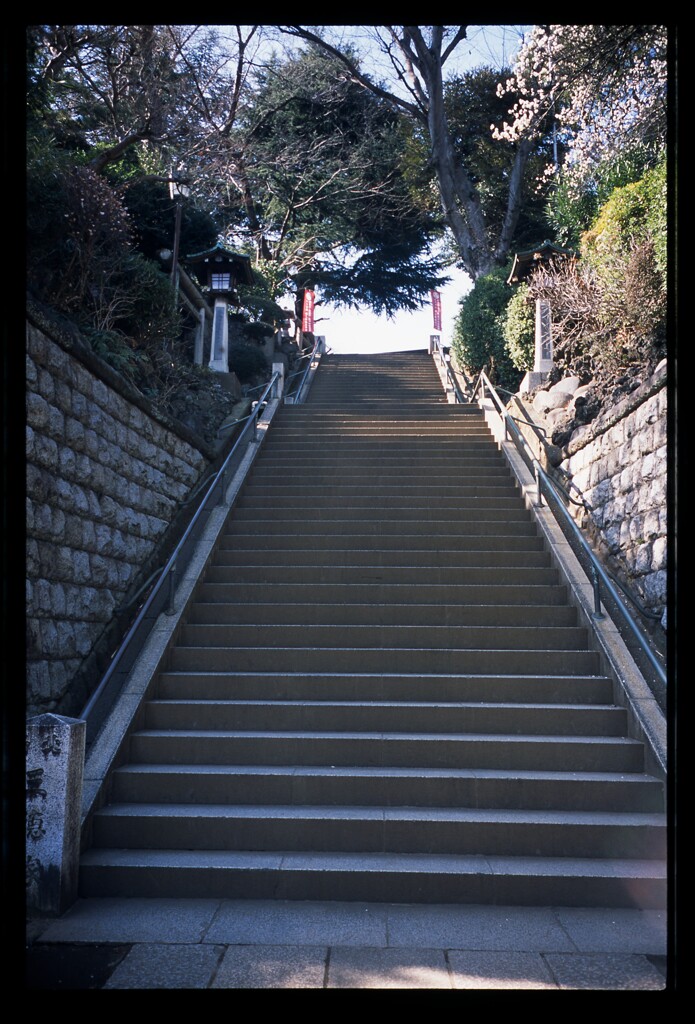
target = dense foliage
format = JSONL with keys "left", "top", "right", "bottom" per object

{"left": 502, "top": 283, "right": 535, "bottom": 372}
{"left": 26, "top": 23, "right": 671, "bottom": 417}
{"left": 232, "top": 45, "right": 448, "bottom": 314}
{"left": 451, "top": 267, "right": 521, "bottom": 391}
{"left": 527, "top": 157, "right": 667, "bottom": 380}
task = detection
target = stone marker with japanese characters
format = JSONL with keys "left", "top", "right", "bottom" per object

{"left": 26, "top": 713, "right": 85, "bottom": 915}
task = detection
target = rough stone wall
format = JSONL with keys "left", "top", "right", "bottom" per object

{"left": 26, "top": 317, "right": 210, "bottom": 717}
{"left": 561, "top": 367, "right": 667, "bottom": 625}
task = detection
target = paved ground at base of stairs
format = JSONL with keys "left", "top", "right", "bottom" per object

{"left": 25, "top": 898, "right": 670, "bottom": 990}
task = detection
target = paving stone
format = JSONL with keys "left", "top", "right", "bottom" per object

{"left": 104, "top": 942, "right": 224, "bottom": 989}
{"left": 212, "top": 944, "right": 327, "bottom": 988}
{"left": 386, "top": 904, "right": 575, "bottom": 951}
{"left": 545, "top": 953, "right": 666, "bottom": 990}
{"left": 555, "top": 908, "right": 667, "bottom": 954}
{"left": 205, "top": 899, "right": 388, "bottom": 946}
{"left": 327, "top": 946, "right": 451, "bottom": 989}
{"left": 35, "top": 898, "right": 221, "bottom": 943}
{"left": 448, "top": 950, "right": 557, "bottom": 989}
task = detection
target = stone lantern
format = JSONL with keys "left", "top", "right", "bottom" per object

{"left": 507, "top": 240, "right": 575, "bottom": 392}
{"left": 185, "top": 243, "right": 254, "bottom": 373}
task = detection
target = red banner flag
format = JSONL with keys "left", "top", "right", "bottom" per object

{"left": 302, "top": 289, "right": 315, "bottom": 333}
{"left": 431, "top": 289, "right": 442, "bottom": 332}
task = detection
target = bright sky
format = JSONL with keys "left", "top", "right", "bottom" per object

{"left": 317, "top": 264, "right": 472, "bottom": 355}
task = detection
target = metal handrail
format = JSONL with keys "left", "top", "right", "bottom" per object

{"left": 80, "top": 371, "right": 280, "bottom": 743}
{"left": 431, "top": 336, "right": 469, "bottom": 403}
{"left": 429, "top": 335, "right": 472, "bottom": 399}
{"left": 474, "top": 370, "right": 667, "bottom": 693}
{"left": 288, "top": 336, "right": 323, "bottom": 403}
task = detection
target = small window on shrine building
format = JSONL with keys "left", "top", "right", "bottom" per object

{"left": 211, "top": 273, "right": 231, "bottom": 290}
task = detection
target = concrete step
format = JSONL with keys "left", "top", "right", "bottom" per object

{"left": 156, "top": 672, "right": 614, "bottom": 704}
{"left": 223, "top": 518, "right": 541, "bottom": 536}
{"left": 240, "top": 483, "right": 521, "bottom": 497}
{"left": 226, "top": 508, "right": 537, "bottom": 524}
{"left": 78, "top": 848, "right": 666, "bottom": 907}
{"left": 167, "top": 645, "right": 600, "bottom": 676}
{"left": 212, "top": 549, "right": 552, "bottom": 568}
{"left": 110, "top": 763, "right": 664, "bottom": 812}
{"left": 247, "top": 469, "right": 515, "bottom": 483}
{"left": 90, "top": 803, "right": 666, "bottom": 859}
{"left": 143, "top": 699, "right": 625, "bottom": 735}
{"left": 201, "top": 565, "right": 561, "bottom": 586}
{"left": 195, "top": 582, "right": 568, "bottom": 605}
{"left": 184, "top": 601, "right": 575, "bottom": 627}
{"left": 261, "top": 440, "right": 501, "bottom": 452}
{"left": 217, "top": 532, "right": 546, "bottom": 551}
{"left": 176, "top": 623, "right": 589, "bottom": 651}
{"left": 127, "top": 729, "right": 644, "bottom": 773}
{"left": 236, "top": 490, "right": 523, "bottom": 507}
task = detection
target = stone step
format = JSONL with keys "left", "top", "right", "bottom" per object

{"left": 226, "top": 508, "right": 536, "bottom": 524}
{"left": 212, "top": 549, "right": 551, "bottom": 568}
{"left": 176, "top": 623, "right": 588, "bottom": 651}
{"left": 143, "top": 699, "right": 624, "bottom": 735}
{"left": 185, "top": 601, "right": 575, "bottom": 627}
{"left": 262, "top": 437, "right": 499, "bottom": 447}
{"left": 90, "top": 803, "right": 666, "bottom": 859}
{"left": 167, "top": 645, "right": 601, "bottom": 676}
{"left": 156, "top": 672, "right": 614, "bottom": 704}
{"left": 201, "top": 565, "right": 561, "bottom": 586}
{"left": 223, "top": 518, "right": 541, "bottom": 535}
{"left": 217, "top": 532, "right": 546, "bottom": 552}
{"left": 240, "top": 483, "right": 520, "bottom": 497}
{"left": 195, "top": 582, "right": 568, "bottom": 605}
{"left": 78, "top": 849, "right": 667, "bottom": 907}
{"left": 236, "top": 490, "right": 522, "bottom": 507}
{"left": 110, "top": 763, "right": 664, "bottom": 812}
{"left": 127, "top": 729, "right": 644, "bottom": 773}
{"left": 249, "top": 465, "right": 509, "bottom": 478}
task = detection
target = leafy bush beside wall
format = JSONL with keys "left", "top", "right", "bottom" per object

{"left": 502, "top": 282, "right": 535, "bottom": 372}
{"left": 451, "top": 266, "right": 521, "bottom": 391}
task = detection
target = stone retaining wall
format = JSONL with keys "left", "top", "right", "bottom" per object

{"left": 560, "top": 365, "right": 668, "bottom": 625}
{"left": 26, "top": 312, "right": 212, "bottom": 717}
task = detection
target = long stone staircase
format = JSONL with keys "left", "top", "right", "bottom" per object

{"left": 80, "top": 351, "right": 666, "bottom": 908}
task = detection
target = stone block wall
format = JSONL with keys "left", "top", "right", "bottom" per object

{"left": 561, "top": 366, "right": 668, "bottom": 625}
{"left": 26, "top": 315, "right": 211, "bottom": 717}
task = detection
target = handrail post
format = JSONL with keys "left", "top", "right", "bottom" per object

{"left": 166, "top": 559, "right": 177, "bottom": 615}
{"left": 590, "top": 564, "right": 605, "bottom": 620}
{"left": 216, "top": 466, "right": 228, "bottom": 506}
{"left": 534, "top": 462, "right": 543, "bottom": 507}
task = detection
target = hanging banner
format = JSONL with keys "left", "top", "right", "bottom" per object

{"left": 302, "top": 289, "right": 315, "bottom": 333}
{"left": 431, "top": 289, "right": 442, "bottom": 332}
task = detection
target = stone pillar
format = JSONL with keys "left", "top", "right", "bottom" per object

{"left": 520, "top": 300, "right": 554, "bottom": 393}
{"left": 271, "top": 361, "right": 285, "bottom": 399}
{"left": 209, "top": 297, "right": 229, "bottom": 373}
{"left": 534, "top": 299, "right": 554, "bottom": 373}
{"left": 194, "top": 306, "right": 206, "bottom": 366}
{"left": 26, "top": 713, "right": 86, "bottom": 915}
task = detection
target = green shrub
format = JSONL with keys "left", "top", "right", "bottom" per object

{"left": 451, "top": 267, "right": 521, "bottom": 390}
{"left": 546, "top": 147, "right": 660, "bottom": 249}
{"left": 502, "top": 283, "right": 535, "bottom": 372}
{"left": 229, "top": 342, "right": 270, "bottom": 384}
{"left": 581, "top": 157, "right": 667, "bottom": 364}
{"left": 582, "top": 156, "right": 667, "bottom": 279}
